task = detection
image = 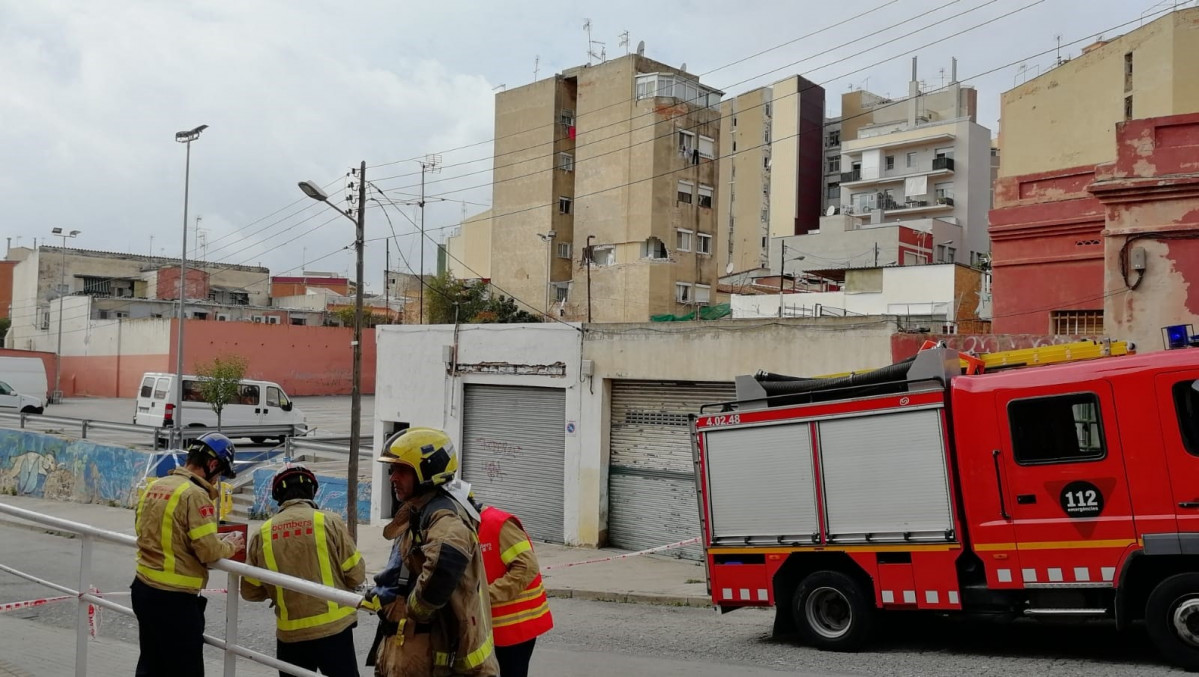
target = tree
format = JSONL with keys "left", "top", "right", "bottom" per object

{"left": 195, "top": 355, "right": 248, "bottom": 431}
{"left": 423, "top": 271, "right": 544, "bottom": 324}
{"left": 0, "top": 318, "right": 9, "bottom": 343}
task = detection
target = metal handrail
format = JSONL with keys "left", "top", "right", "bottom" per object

{"left": 0, "top": 410, "right": 307, "bottom": 449}
{"left": 0, "top": 500, "right": 365, "bottom": 677}
{"left": 286, "top": 437, "right": 373, "bottom": 459}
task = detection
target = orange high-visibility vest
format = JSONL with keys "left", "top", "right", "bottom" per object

{"left": 479, "top": 507, "right": 553, "bottom": 646}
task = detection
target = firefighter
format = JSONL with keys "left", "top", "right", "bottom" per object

{"left": 368, "top": 427, "right": 498, "bottom": 677}
{"left": 132, "top": 432, "right": 245, "bottom": 677}
{"left": 241, "top": 464, "right": 366, "bottom": 677}
{"left": 474, "top": 496, "right": 553, "bottom": 677}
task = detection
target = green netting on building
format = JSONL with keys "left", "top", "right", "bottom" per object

{"left": 650, "top": 303, "right": 731, "bottom": 322}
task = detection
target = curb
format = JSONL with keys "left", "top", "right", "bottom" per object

{"left": 545, "top": 587, "right": 710, "bottom": 608}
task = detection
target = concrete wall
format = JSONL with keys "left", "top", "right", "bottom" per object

{"left": 156, "top": 267, "right": 210, "bottom": 301}
{"left": 999, "top": 8, "right": 1199, "bottom": 177}
{"left": 0, "top": 429, "right": 151, "bottom": 507}
{"left": 373, "top": 318, "right": 900, "bottom": 546}
{"left": 445, "top": 209, "right": 493, "bottom": 281}
{"left": 733, "top": 264, "right": 969, "bottom": 320}
{"left": 890, "top": 332, "right": 1100, "bottom": 361}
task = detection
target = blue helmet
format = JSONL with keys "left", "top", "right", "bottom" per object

{"left": 189, "top": 432, "right": 237, "bottom": 478}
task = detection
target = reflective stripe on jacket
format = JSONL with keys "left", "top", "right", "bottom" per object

{"left": 134, "top": 469, "right": 232, "bottom": 594}
{"left": 240, "top": 499, "right": 365, "bottom": 643}
{"left": 478, "top": 506, "right": 552, "bottom": 646}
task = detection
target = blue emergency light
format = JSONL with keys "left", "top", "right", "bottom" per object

{"left": 1163, "top": 324, "right": 1196, "bottom": 350}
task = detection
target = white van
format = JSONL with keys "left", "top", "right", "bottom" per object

{"left": 0, "top": 380, "right": 44, "bottom": 413}
{"left": 0, "top": 356, "right": 49, "bottom": 403}
{"left": 133, "top": 372, "right": 307, "bottom": 442}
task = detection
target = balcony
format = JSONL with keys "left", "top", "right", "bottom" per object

{"left": 839, "top": 159, "right": 955, "bottom": 190}
{"left": 932, "top": 156, "right": 955, "bottom": 171}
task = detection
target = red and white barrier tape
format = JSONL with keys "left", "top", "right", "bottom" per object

{"left": 0, "top": 594, "right": 73, "bottom": 613}
{"left": 542, "top": 537, "right": 700, "bottom": 571}
{"left": 0, "top": 585, "right": 229, "bottom": 637}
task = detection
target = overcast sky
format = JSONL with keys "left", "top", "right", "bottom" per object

{"left": 0, "top": 0, "right": 1174, "bottom": 298}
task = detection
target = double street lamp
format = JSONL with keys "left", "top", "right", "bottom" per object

{"left": 49, "top": 227, "right": 81, "bottom": 404}
{"left": 298, "top": 166, "right": 366, "bottom": 540}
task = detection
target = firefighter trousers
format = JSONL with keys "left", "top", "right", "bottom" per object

{"left": 495, "top": 637, "right": 537, "bottom": 677}
{"left": 277, "top": 624, "right": 360, "bottom": 677}
{"left": 131, "top": 578, "right": 207, "bottom": 677}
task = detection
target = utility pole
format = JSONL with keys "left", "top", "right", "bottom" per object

{"left": 384, "top": 238, "right": 390, "bottom": 324}
{"left": 778, "top": 242, "right": 787, "bottom": 319}
{"left": 585, "top": 235, "right": 595, "bottom": 322}
{"left": 348, "top": 161, "right": 366, "bottom": 540}
{"left": 874, "top": 242, "right": 879, "bottom": 267}
{"left": 416, "top": 155, "right": 442, "bottom": 324}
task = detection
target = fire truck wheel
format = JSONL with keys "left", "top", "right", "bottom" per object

{"left": 793, "top": 571, "right": 874, "bottom": 651}
{"left": 1145, "top": 573, "right": 1199, "bottom": 671}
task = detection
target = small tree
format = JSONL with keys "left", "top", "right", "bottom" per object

{"left": 195, "top": 355, "right": 248, "bottom": 431}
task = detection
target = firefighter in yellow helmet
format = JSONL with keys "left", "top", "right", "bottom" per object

{"left": 368, "top": 427, "right": 498, "bottom": 677}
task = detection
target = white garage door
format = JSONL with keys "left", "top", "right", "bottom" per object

{"left": 608, "top": 380, "right": 736, "bottom": 559}
{"left": 460, "top": 384, "right": 566, "bottom": 543}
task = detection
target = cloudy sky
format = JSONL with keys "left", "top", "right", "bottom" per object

{"left": 0, "top": 0, "right": 1172, "bottom": 298}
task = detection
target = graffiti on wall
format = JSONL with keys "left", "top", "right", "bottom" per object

{"left": 249, "top": 466, "right": 371, "bottom": 523}
{"left": 0, "top": 430, "right": 150, "bottom": 506}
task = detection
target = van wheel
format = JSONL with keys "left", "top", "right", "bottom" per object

{"left": 1146, "top": 573, "right": 1199, "bottom": 671}
{"left": 250, "top": 437, "right": 267, "bottom": 444}
{"left": 792, "top": 571, "right": 875, "bottom": 652}
{"left": 21, "top": 406, "right": 42, "bottom": 415}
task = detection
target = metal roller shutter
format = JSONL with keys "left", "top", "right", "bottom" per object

{"left": 608, "top": 380, "right": 736, "bottom": 559}
{"left": 460, "top": 384, "right": 565, "bottom": 543}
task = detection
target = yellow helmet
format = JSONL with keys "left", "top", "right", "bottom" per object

{"left": 378, "top": 427, "right": 458, "bottom": 490}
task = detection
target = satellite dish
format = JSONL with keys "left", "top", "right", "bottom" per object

{"left": 680, "top": 62, "right": 687, "bottom": 72}
{"left": 826, "top": 205, "right": 836, "bottom": 217}
{"left": 636, "top": 40, "right": 645, "bottom": 56}
{"left": 725, "top": 262, "right": 735, "bottom": 274}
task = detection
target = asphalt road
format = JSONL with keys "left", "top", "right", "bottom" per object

{"left": 0, "top": 522, "right": 1184, "bottom": 676}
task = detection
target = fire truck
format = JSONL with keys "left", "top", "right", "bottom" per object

{"left": 691, "top": 339, "right": 1199, "bottom": 670}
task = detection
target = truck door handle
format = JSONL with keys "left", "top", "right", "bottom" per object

{"left": 1180, "top": 501, "right": 1199, "bottom": 509}
{"left": 992, "top": 450, "right": 1010, "bottom": 520}
{"left": 1017, "top": 494, "right": 1037, "bottom": 504}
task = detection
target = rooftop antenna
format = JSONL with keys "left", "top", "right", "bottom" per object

{"left": 534, "top": 55, "right": 540, "bottom": 81}
{"left": 583, "top": 18, "right": 605, "bottom": 64}
{"left": 938, "top": 67, "right": 946, "bottom": 88}
{"left": 493, "top": 84, "right": 506, "bottom": 92}
{"left": 619, "top": 31, "right": 630, "bottom": 54}
{"left": 1055, "top": 34, "right": 1063, "bottom": 65}
{"left": 584, "top": 19, "right": 593, "bottom": 64}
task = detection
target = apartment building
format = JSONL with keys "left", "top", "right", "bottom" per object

{"left": 774, "top": 57, "right": 992, "bottom": 277}
{"left": 445, "top": 53, "right": 723, "bottom": 322}
{"left": 715, "top": 76, "right": 825, "bottom": 275}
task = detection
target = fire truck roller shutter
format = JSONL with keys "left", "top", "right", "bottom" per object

{"left": 460, "top": 384, "right": 566, "bottom": 543}
{"left": 609, "top": 380, "right": 736, "bottom": 559}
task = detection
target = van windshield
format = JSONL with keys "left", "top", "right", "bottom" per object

{"left": 0, "top": 382, "right": 12, "bottom": 395}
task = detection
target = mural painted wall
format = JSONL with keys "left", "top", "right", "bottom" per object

{"left": 249, "top": 466, "right": 371, "bottom": 524}
{"left": 0, "top": 429, "right": 151, "bottom": 507}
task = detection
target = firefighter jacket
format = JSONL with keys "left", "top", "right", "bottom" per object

{"left": 374, "top": 490, "right": 498, "bottom": 677}
{"left": 135, "top": 468, "right": 233, "bottom": 594}
{"left": 240, "top": 499, "right": 366, "bottom": 643}
{"left": 478, "top": 506, "right": 553, "bottom": 646}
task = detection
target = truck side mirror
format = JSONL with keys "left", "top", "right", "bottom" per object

{"left": 281, "top": 401, "right": 293, "bottom": 412}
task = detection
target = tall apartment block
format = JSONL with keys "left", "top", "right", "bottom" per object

{"left": 448, "top": 53, "right": 724, "bottom": 322}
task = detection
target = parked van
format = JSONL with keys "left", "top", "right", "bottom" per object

{"left": 133, "top": 372, "right": 307, "bottom": 442}
{"left": 0, "top": 380, "right": 44, "bottom": 413}
{"left": 0, "top": 356, "right": 49, "bottom": 403}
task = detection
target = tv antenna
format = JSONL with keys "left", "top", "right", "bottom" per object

{"left": 534, "top": 55, "right": 540, "bottom": 81}
{"left": 583, "top": 18, "right": 605, "bottom": 65}
{"left": 618, "top": 31, "right": 630, "bottom": 54}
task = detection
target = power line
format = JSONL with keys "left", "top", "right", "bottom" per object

{"left": 363, "top": 0, "right": 902, "bottom": 173}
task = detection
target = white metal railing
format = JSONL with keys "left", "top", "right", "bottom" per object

{"left": 0, "top": 501, "right": 365, "bottom": 677}
{"left": 0, "top": 410, "right": 305, "bottom": 450}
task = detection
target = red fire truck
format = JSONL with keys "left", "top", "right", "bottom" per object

{"left": 691, "top": 340, "right": 1199, "bottom": 670}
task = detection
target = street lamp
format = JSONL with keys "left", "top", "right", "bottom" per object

{"left": 777, "top": 242, "right": 805, "bottom": 318}
{"left": 173, "top": 124, "right": 207, "bottom": 448}
{"left": 49, "top": 227, "right": 81, "bottom": 404}
{"left": 537, "top": 231, "right": 557, "bottom": 316}
{"left": 299, "top": 167, "right": 366, "bottom": 540}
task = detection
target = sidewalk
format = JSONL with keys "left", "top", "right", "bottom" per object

{"left": 0, "top": 614, "right": 277, "bottom": 676}
{"left": 0, "top": 495, "right": 711, "bottom": 608}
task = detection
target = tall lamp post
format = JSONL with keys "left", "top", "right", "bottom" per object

{"left": 299, "top": 166, "right": 366, "bottom": 540}
{"left": 173, "top": 124, "right": 208, "bottom": 448}
{"left": 49, "top": 227, "right": 81, "bottom": 404}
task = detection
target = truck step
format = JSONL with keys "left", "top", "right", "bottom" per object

{"left": 1023, "top": 608, "right": 1107, "bottom": 616}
